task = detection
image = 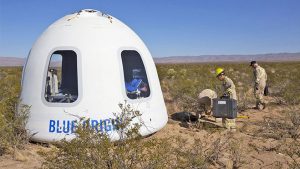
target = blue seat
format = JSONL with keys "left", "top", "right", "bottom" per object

{"left": 125, "top": 79, "right": 143, "bottom": 92}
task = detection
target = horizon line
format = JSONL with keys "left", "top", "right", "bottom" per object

{"left": 1, "top": 51, "right": 300, "bottom": 59}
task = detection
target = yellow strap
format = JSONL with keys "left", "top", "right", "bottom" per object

{"left": 237, "top": 115, "right": 249, "bottom": 119}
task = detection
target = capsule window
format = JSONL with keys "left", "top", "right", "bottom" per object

{"left": 121, "top": 50, "right": 150, "bottom": 99}
{"left": 45, "top": 50, "right": 78, "bottom": 103}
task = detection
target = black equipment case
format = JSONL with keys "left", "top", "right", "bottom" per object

{"left": 212, "top": 98, "right": 237, "bottom": 119}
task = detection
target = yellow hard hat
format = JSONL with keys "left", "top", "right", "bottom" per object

{"left": 215, "top": 68, "right": 224, "bottom": 77}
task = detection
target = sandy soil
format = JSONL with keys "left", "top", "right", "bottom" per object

{"left": 152, "top": 104, "right": 294, "bottom": 168}
{"left": 0, "top": 100, "right": 298, "bottom": 169}
{"left": 0, "top": 144, "right": 49, "bottom": 169}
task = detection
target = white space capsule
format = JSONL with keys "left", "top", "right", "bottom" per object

{"left": 20, "top": 9, "right": 168, "bottom": 142}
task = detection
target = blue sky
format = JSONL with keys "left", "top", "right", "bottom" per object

{"left": 0, "top": 0, "right": 300, "bottom": 58}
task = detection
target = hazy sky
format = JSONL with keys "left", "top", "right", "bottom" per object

{"left": 0, "top": 0, "right": 300, "bottom": 58}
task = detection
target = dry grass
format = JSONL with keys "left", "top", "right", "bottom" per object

{"left": 157, "top": 62, "right": 300, "bottom": 114}
{"left": 0, "top": 67, "right": 30, "bottom": 155}
{"left": 1, "top": 62, "right": 300, "bottom": 168}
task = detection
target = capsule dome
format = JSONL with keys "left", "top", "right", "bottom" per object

{"left": 20, "top": 9, "right": 168, "bottom": 142}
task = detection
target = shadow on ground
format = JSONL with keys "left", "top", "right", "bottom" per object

{"left": 171, "top": 112, "right": 198, "bottom": 122}
{"left": 171, "top": 112, "right": 224, "bottom": 131}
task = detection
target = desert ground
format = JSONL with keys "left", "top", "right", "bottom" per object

{"left": 0, "top": 62, "right": 300, "bottom": 169}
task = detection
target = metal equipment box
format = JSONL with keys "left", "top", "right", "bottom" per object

{"left": 212, "top": 98, "right": 237, "bottom": 119}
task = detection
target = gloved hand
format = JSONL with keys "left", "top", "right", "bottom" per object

{"left": 220, "top": 93, "right": 230, "bottom": 99}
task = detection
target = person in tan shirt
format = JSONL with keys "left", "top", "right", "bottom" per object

{"left": 215, "top": 68, "right": 237, "bottom": 101}
{"left": 198, "top": 89, "right": 217, "bottom": 117}
{"left": 250, "top": 61, "right": 267, "bottom": 110}
{"left": 215, "top": 68, "right": 237, "bottom": 130}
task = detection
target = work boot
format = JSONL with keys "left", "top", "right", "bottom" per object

{"left": 254, "top": 102, "right": 260, "bottom": 109}
{"left": 224, "top": 119, "right": 236, "bottom": 130}
{"left": 256, "top": 103, "right": 264, "bottom": 110}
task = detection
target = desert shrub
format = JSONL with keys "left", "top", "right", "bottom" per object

{"left": 157, "top": 64, "right": 219, "bottom": 113}
{"left": 0, "top": 67, "right": 30, "bottom": 155}
{"left": 281, "top": 78, "right": 300, "bottom": 105}
{"left": 178, "top": 95, "right": 204, "bottom": 114}
{"left": 42, "top": 101, "right": 174, "bottom": 169}
{"left": 0, "top": 104, "right": 30, "bottom": 155}
{"left": 252, "top": 107, "right": 300, "bottom": 140}
{"left": 265, "top": 62, "right": 300, "bottom": 105}
{"left": 42, "top": 100, "right": 244, "bottom": 169}
{"left": 277, "top": 139, "right": 300, "bottom": 169}
{"left": 171, "top": 137, "right": 217, "bottom": 169}
{"left": 156, "top": 62, "right": 300, "bottom": 114}
{"left": 171, "top": 133, "right": 246, "bottom": 168}
{"left": 254, "top": 117, "right": 292, "bottom": 140}
{"left": 166, "top": 68, "right": 177, "bottom": 79}
{"left": 157, "top": 63, "right": 250, "bottom": 114}
{"left": 227, "top": 138, "right": 246, "bottom": 169}
{"left": 242, "top": 106, "right": 300, "bottom": 167}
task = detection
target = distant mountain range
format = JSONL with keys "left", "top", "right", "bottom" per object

{"left": 0, "top": 57, "right": 25, "bottom": 67}
{"left": 154, "top": 52, "right": 300, "bottom": 64}
{"left": 0, "top": 53, "right": 300, "bottom": 66}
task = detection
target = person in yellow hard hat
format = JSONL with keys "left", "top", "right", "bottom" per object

{"left": 215, "top": 68, "right": 237, "bottom": 101}
{"left": 215, "top": 68, "right": 237, "bottom": 130}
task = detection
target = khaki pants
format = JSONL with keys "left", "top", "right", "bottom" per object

{"left": 222, "top": 118, "right": 236, "bottom": 129}
{"left": 254, "top": 80, "right": 266, "bottom": 106}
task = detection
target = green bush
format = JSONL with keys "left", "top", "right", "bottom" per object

{"left": 0, "top": 67, "right": 30, "bottom": 155}
{"left": 42, "top": 101, "right": 174, "bottom": 169}
{"left": 156, "top": 62, "right": 300, "bottom": 113}
{"left": 1, "top": 62, "right": 299, "bottom": 167}
{"left": 41, "top": 100, "right": 247, "bottom": 169}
